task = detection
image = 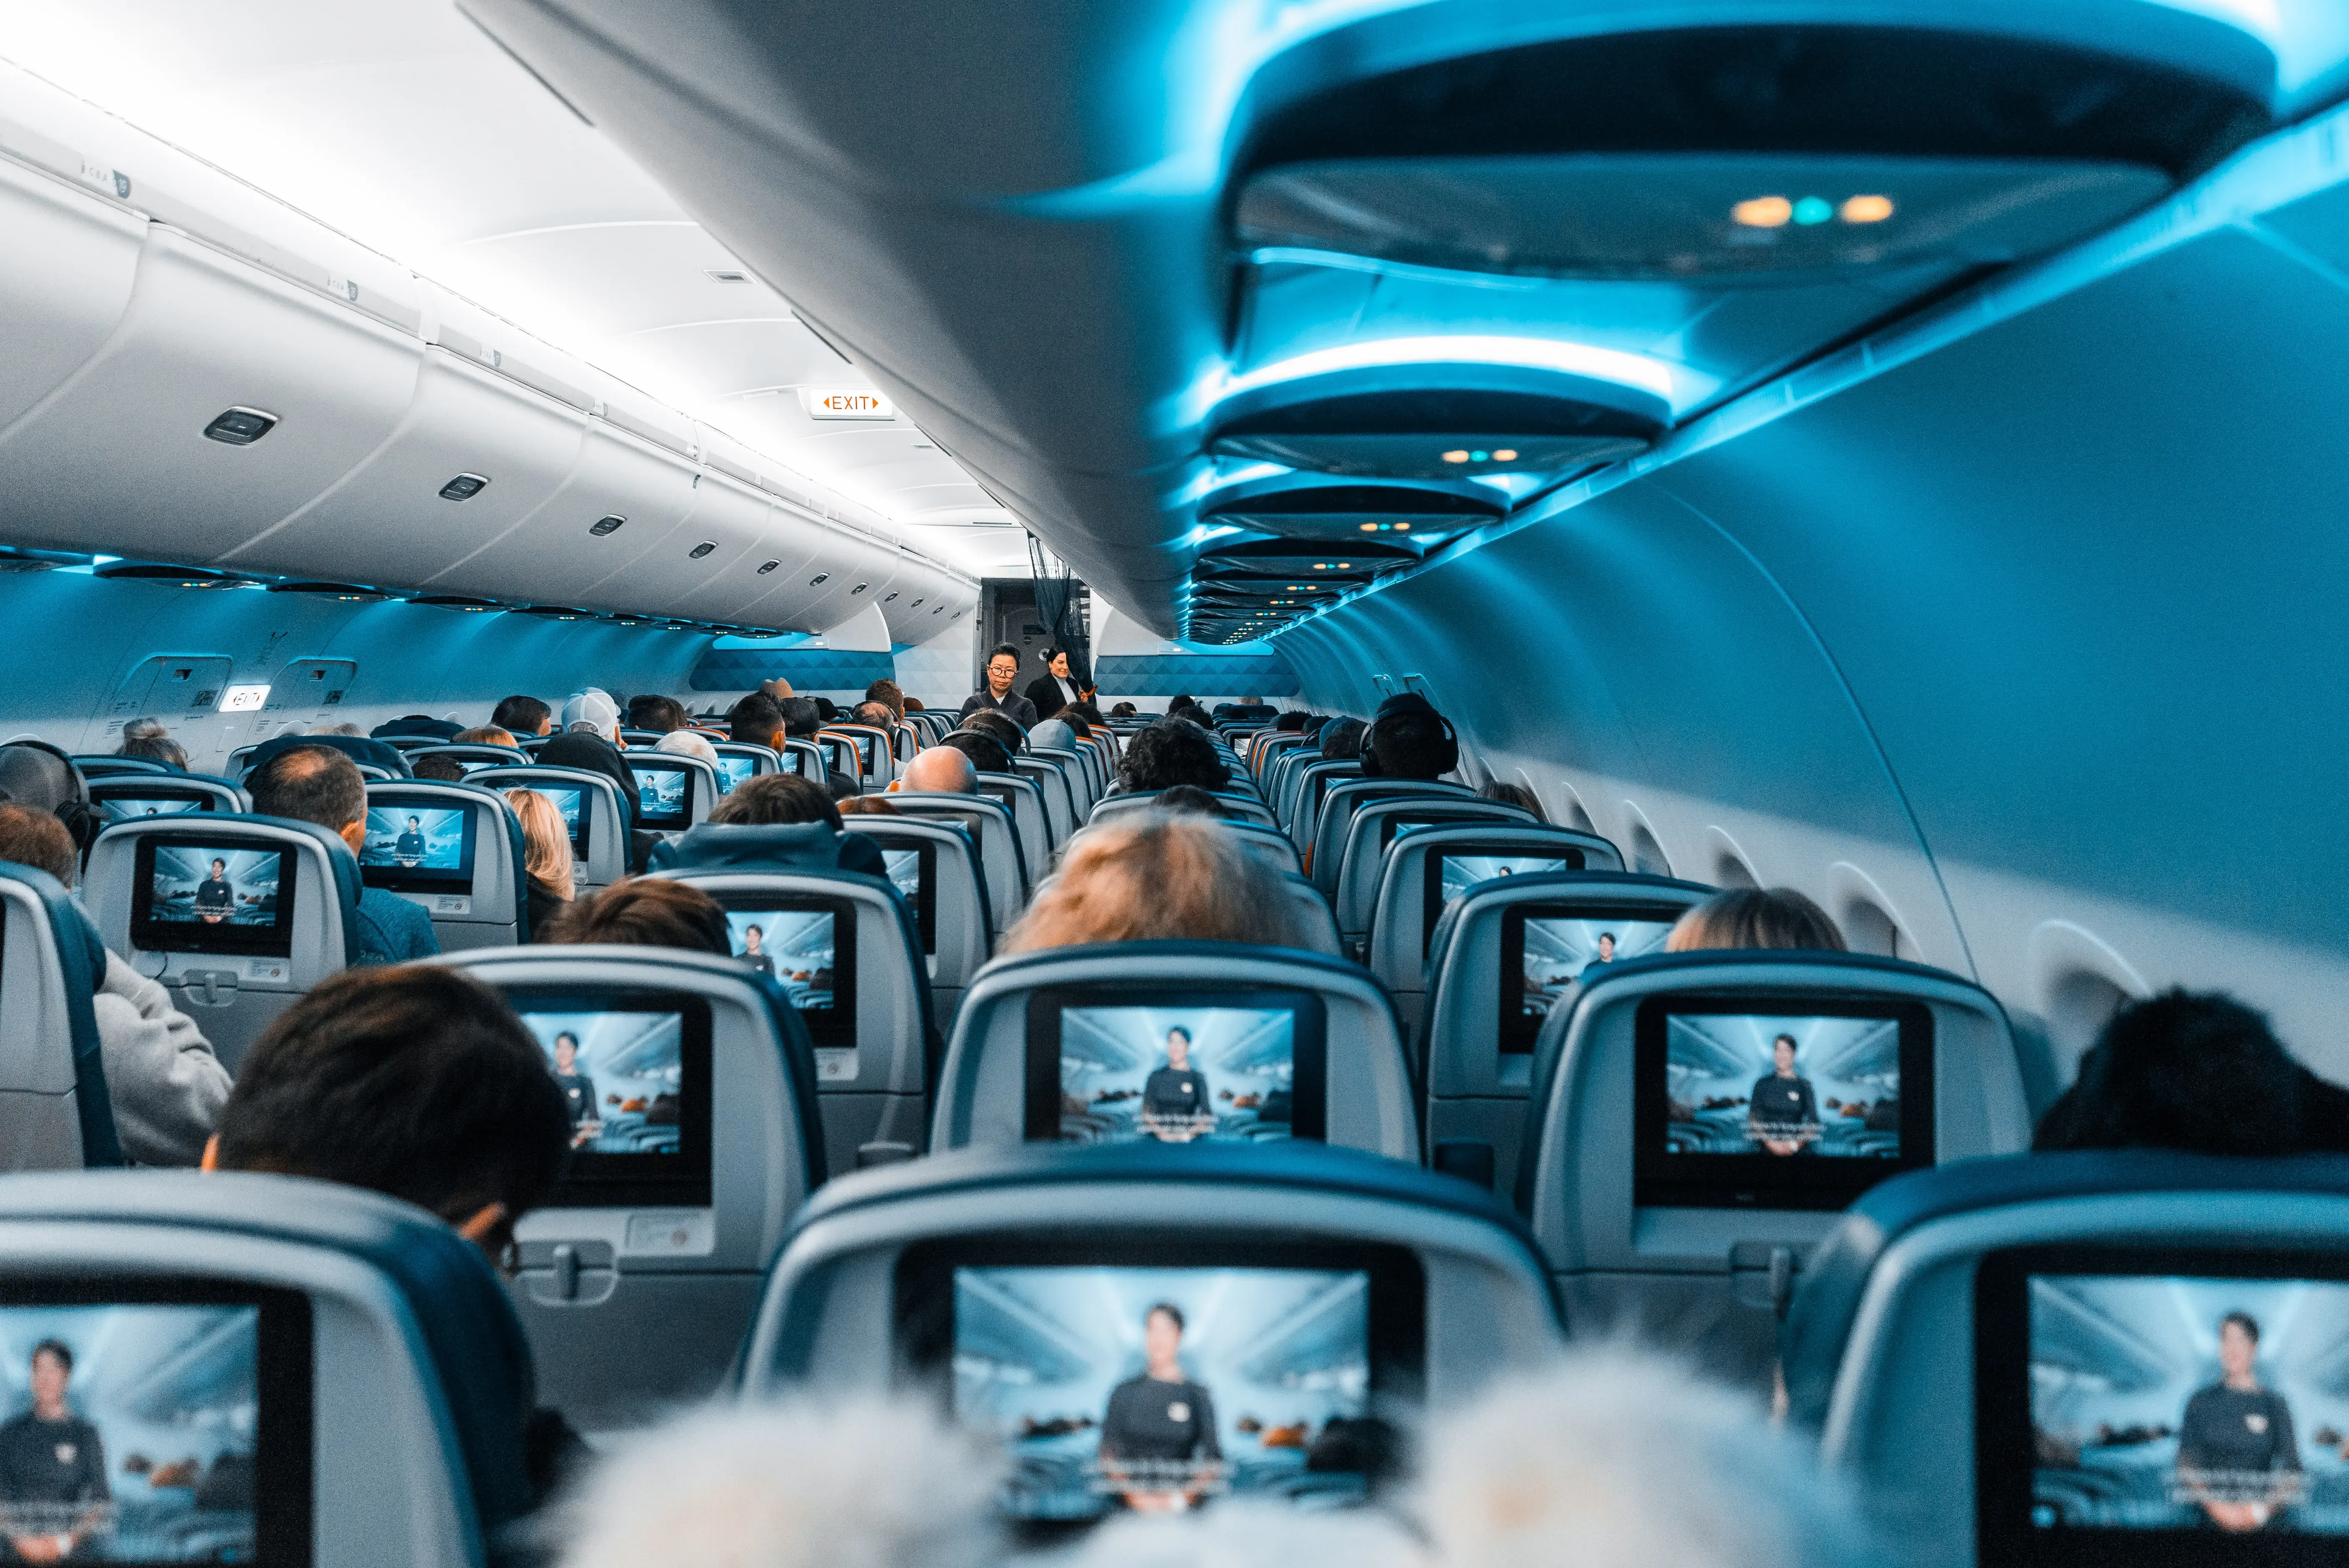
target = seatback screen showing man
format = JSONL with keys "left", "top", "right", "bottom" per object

{"left": 517, "top": 1010, "right": 684, "bottom": 1158}
{"left": 134, "top": 844, "right": 293, "bottom": 958}
{"left": 357, "top": 805, "right": 473, "bottom": 891}
{"left": 1662, "top": 1012, "right": 1901, "bottom": 1159}
{"left": 2013, "top": 1272, "right": 2349, "bottom": 1537}
{"left": 949, "top": 1267, "right": 1373, "bottom": 1520}
{"left": 722, "top": 911, "right": 836, "bottom": 1013}
{"left": 96, "top": 797, "right": 208, "bottom": 827}
{"left": 0, "top": 1305, "right": 263, "bottom": 1562}
{"left": 538, "top": 788, "right": 587, "bottom": 854}
{"left": 711, "top": 755, "right": 757, "bottom": 796}
{"left": 1051, "top": 1008, "right": 1296, "bottom": 1145}
{"left": 1498, "top": 912, "right": 1677, "bottom": 1050}
{"left": 630, "top": 765, "right": 691, "bottom": 828}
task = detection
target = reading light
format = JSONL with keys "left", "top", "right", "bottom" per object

{"left": 810, "top": 573, "right": 830, "bottom": 585}
{"left": 1492, "top": 450, "right": 1517, "bottom": 461}
{"left": 688, "top": 541, "right": 716, "bottom": 558}
{"left": 703, "top": 269, "right": 750, "bottom": 283}
{"left": 409, "top": 594, "right": 502, "bottom": 612}
{"left": 439, "top": 473, "right": 488, "bottom": 501}
{"left": 1442, "top": 450, "right": 1469, "bottom": 463}
{"left": 1731, "top": 195, "right": 1792, "bottom": 228}
{"left": 1792, "top": 195, "right": 1834, "bottom": 225}
{"left": 589, "top": 515, "right": 626, "bottom": 536}
{"left": 203, "top": 407, "right": 278, "bottom": 445}
{"left": 850, "top": 583, "right": 868, "bottom": 594}
{"left": 1842, "top": 194, "right": 1895, "bottom": 223}
{"left": 911, "top": 598, "right": 924, "bottom": 607}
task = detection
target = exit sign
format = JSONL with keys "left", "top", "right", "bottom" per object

{"left": 801, "top": 388, "right": 896, "bottom": 420}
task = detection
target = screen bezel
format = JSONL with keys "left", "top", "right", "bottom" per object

{"left": 876, "top": 840, "right": 938, "bottom": 955}
{"left": 1022, "top": 986, "right": 1329, "bottom": 1145}
{"left": 356, "top": 795, "right": 478, "bottom": 894}
{"left": 627, "top": 762, "right": 696, "bottom": 829}
{"left": 1494, "top": 899, "right": 1691, "bottom": 1052}
{"left": 706, "top": 892, "right": 860, "bottom": 1050}
{"left": 90, "top": 789, "right": 218, "bottom": 826}
{"left": 893, "top": 1234, "right": 1426, "bottom": 1521}
{"left": 0, "top": 1277, "right": 314, "bottom": 1568}
{"left": 510, "top": 989, "right": 715, "bottom": 1208}
{"left": 1421, "top": 843, "right": 1590, "bottom": 956}
{"left": 1632, "top": 993, "right": 1935, "bottom": 1211}
{"left": 128, "top": 836, "right": 298, "bottom": 959}
{"left": 1973, "top": 1245, "right": 2349, "bottom": 1567}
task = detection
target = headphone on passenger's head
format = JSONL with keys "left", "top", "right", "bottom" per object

{"left": 1358, "top": 694, "right": 1458, "bottom": 778}
{"left": 0, "top": 738, "right": 98, "bottom": 852}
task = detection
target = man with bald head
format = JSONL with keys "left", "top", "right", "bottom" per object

{"left": 893, "top": 746, "right": 978, "bottom": 795}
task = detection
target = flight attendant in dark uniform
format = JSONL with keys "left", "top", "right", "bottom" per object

{"left": 551, "top": 1032, "right": 600, "bottom": 1150}
{"left": 393, "top": 815, "right": 427, "bottom": 867}
{"left": 738, "top": 924, "right": 779, "bottom": 980}
{"left": 194, "top": 858, "right": 235, "bottom": 923}
{"left": 0, "top": 1339, "right": 110, "bottom": 1561}
{"left": 2176, "top": 1311, "right": 2302, "bottom": 1531}
{"left": 1098, "top": 1303, "right": 1220, "bottom": 1511}
{"left": 1746, "top": 1033, "right": 1820, "bottom": 1155}
{"left": 1138, "top": 1028, "right": 1211, "bottom": 1142}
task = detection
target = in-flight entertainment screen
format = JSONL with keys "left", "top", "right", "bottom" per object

{"left": 357, "top": 804, "right": 474, "bottom": 892}
{"left": 1025, "top": 990, "right": 1328, "bottom": 1145}
{"left": 515, "top": 994, "right": 713, "bottom": 1206}
{"left": 130, "top": 842, "right": 295, "bottom": 958}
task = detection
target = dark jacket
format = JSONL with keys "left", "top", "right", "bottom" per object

{"left": 644, "top": 820, "right": 888, "bottom": 879}
{"left": 524, "top": 878, "right": 568, "bottom": 941}
{"left": 960, "top": 690, "right": 1038, "bottom": 729}
{"left": 1024, "top": 673, "right": 1083, "bottom": 719}
{"left": 371, "top": 715, "right": 466, "bottom": 741}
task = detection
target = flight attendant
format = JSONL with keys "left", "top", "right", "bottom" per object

{"left": 1098, "top": 1303, "right": 1221, "bottom": 1511}
{"left": 1747, "top": 1033, "right": 1820, "bottom": 1155}
{"left": 1024, "top": 647, "right": 1087, "bottom": 718}
{"left": 2176, "top": 1311, "right": 2301, "bottom": 1531}
{"left": 0, "top": 1339, "right": 109, "bottom": 1561}
{"left": 739, "top": 924, "right": 778, "bottom": 979}
{"left": 1138, "top": 1028, "right": 1211, "bottom": 1141}
{"left": 960, "top": 645, "right": 1038, "bottom": 728}
{"left": 194, "top": 858, "right": 235, "bottom": 923}
{"left": 551, "top": 1032, "right": 600, "bottom": 1149}
{"left": 394, "top": 815, "right": 427, "bottom": 867}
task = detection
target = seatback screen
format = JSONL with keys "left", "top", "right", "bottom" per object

{"left": 537, "top": 787, "right": 588, "bottom": 857}
{"left": 1423, "top": 849, "right": 1579, "bottom": 953}
{"left": 516, "top": 993, "right": 713, "bottom": 1207}
{"left": 1025, "top": 990, "right": 1328, "bottom": 1145}
{"left": 0, "top": 1283, "right": 312, "bottom": 1566}
{"left": 130, "top": 841, "right": 295, "bottom": 959}
{"left": 878, "top": 843, "right": 937, "bottom": 955}
{"left": 1496, "top": 904, "right": 1679, "bottom": 1052}
{"left": 1633, "top": 996, "right": 1934, "bottom": 1210}
{"left": 715, "top": 897, "right": 858, "bottom": 1050}
{"left": 1976, "top": 1250, "right": 2349, "bottom": 1563}
{"left": 711, "top": 755, "right": 757, "bottom": 795}
{"left": 94, "top": 795, "right": 212, "bottom": 826}
{"left": 357, "top": 804, "right": 475, "bottom": 893}
{"left": 630, "top": 765, "right": 693, "bottom": 828}
{"left": 896, "top": 1239, "right": 1423, "bottom": 1525}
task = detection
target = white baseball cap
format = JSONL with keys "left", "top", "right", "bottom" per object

{"left": 561, "top": 690, "right": 620, "bottom": 735}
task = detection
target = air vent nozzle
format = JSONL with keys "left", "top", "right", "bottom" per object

{"left": 203, "top": 407, "right": 278, "bottom": 445}
{"left": 589, "top": 515, "right": 625, "bottom": 536}
{"left": 688, "top": 541, "right": 716, "bottom": 559}
{"left": 439, "top": 473, "right": 488, "bottom": 501}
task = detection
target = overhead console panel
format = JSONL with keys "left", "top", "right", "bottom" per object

{"left": 1199, "top": 474, "right": 1507, "bottom": 549}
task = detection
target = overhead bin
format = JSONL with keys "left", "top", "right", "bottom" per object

{"left": 1198, "top": 473, "right": 1506, "bottom": 547}
{"left": 433, "top": 418, "right": 701, "bottom": 607}
{"left": 0, "top": 160, "right": 143, "bottom": 434}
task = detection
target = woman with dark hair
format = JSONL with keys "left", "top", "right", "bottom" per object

{"left": 1024, "top": 647, "right": 1086, "bottom": 718}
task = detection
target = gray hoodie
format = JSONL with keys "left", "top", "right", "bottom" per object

{"left": 93, "top": 950, "right": 230, "bottom": 1166}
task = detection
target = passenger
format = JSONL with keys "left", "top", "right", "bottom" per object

{"left": 1167, "top": 695, "right": 1200, "bottom": 720}
{"left": 0, "top": 804, "right": 229, "bottom": 1167}
{"left": 115, "top": 716, "right": 188, "bottom": 770}
{"left": 198, "top": 965, "right": 580, "bottom": 1503}
{"left": 370, "top": 714, "right": 464, "bottom": 741}
{"left": 903, "top": 698, "right": 925, "bottom": 713}
{"left": 812, "top": 696, "right": 841, "bottom": 725}
{"left": 1359, "top": 693, "right": 1452, "bottom": 780}
{"left": 412, "top": 755, "right": 468, "bottom": 783}
{"left": 1003, "top": 813, "right": 1305, "bottom": 952}
{"left": 729, "top": 694, "right": 787, "bottom": 750}
{"left": 836, "top": 795, "right": 898, "bottom": 817}
{"left": 654, "top": 730, "right": 719, "bottom": 765}
{"left": 627, "top": 695, "right": 690, "bottom": 733}
{"left": 938, "top": 731, "right": 1012, "bottom": 776}
{"left": 1115, "top": 720, "right": 1231, "bottom": 794}
{"left": 316, "top": 722, "right": 366, "bottom": 737}
{"left": 1664, "top": 888, "right": 1846, "bottom": 953}
{"left": 491, "top": 695, "right": 554, "bottom": 738}
{"left": 2032, "top": 990, "right": 2349, "bottom": 1156}
{"left": 961, "top": 643, "right": 1039, "bottom": 728}
{"left": 1110, "top": 702, "right": 1139, "bottom": 718}
{"left": 560, "top": 691, "right": 623, "bottom": 747}
{"left": 536, "top": 723, "right": 644, "bottom": 848}
{"left": 863, "top": 679, "right": 907, "bottom": 722}
{"left": 758, "top": 677, "right": 794, "bottom": 703}
{"left": 778, "top": 698, "right": 824, "bottom": 740}
{"left": 851, "top": 700, "right": 897, "bottom": 731}
{"left": 1149, "top": 783, "right": 1225, "bottom": 817}
{"left": 894, "top": 747, "right": 978, "bottom": 795}
{"left": 453, "top": 725, "right": 519, "bottom": 748}
{"left": 503, "top": 789, "right": 573, "bottom": 939}
{"left": 1481, "top": 780, "right": 1546, "bottom": 820}
{"left": 708, "top": 773, "right": 841, "bottom": 829}
{"left": 245, "top": 746, "right": 441, "bottom": 965}
{"left": 544, "top": 876, "right": 731, "bottom": 955}
{"left": 1030, "top": 717, "right": 1077, "bottom": 753}
{"left": 1273, "top": 710, "right": 1308, "bottom": 734}
{"left": 1024, "top": 646, "right": 1085, "bottom": 718}
{"left": 962, "top": 712, "right": 1026, "bottom": 761}
{"left": 1318, "top": 719, "right": 1365, "bottom": 761}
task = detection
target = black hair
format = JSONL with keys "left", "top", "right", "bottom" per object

{"left": 962, "top": 710, "right": 1026, "bottom": 751}
{"left": 30, "top": 1339, "right": 70, "bottom": 1374}
{"left": 1167, "top": 1026, "right": 1191, "bottom": 1043}
{"left": 2222, "top": 1310, "right": 2261, "bottom": 1343}
{"left": 412, "top": 754, "right": 468, "bottom": 783}
{"left": 491, "top": 695, "right": 552, "bottom": 736}
{"left": 939, "top": 730, "right": 1012, "bottom": 775}
{"left": 780, "top": 698, "right": 824, "bottom": 737}
{"left": 1366, "top": 708, "right": 1451, "bottom": 780}
{"left": 1118, "top": 720, "right": 1231, "bottom": 793}
{"left": 546, "top": 876, "right": 733, "bottom": 956}
{"left": 728, "top": 693, "right": 786, "bottom": 745}
{"left": 986, "top": 643, "right": 1021, "bottom": 668}
{"left": 1319, "top": 719, "right": 1366, "bottom": 761}
{"left": 1146, "top": 1302, "right": 1185, "bottom": 1332}
{"left": 248, "top": 744, "right": 367, "bottom": 832}
{"left": 1273, "top": 711, "right": 1308, "bottom": 733}
{"left": 1151, "top": 783, "right": 1226, "bottom": 817}
{"left": 708, "top": 772, "right": 842, "bottom": 830}
{"left": 213, "top": 966, "right": 573, "bottom": 1223}
{"left": 2034, "top": 989, "right": 2326, "bottom": 1156}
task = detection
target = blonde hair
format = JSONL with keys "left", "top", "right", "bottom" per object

{"left": 1003, "top": 813, "right": 1307, "bottom": 953}
{"left": 1666, "top": 888, "right": 1845, "bottom": 954}
{"left": 455, "top": 725, "right": 517, "bottom": 748}
{"left": 504, "top": 788, "right": 574, "bottom": 901}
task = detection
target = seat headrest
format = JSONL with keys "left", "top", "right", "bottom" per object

{"left": 369, "top": 716, "right": 465, "bottom": 741}
{"left": 0, "top": 860, "right": 121, "bottom": 1166}
{"left": 243, "top": 733, "right": 414, "bottom": 780}
{"left": 238, "top": 815, "right": 368, "bottom": 968}
{"left": 646, "top": 821, "right": 887, "bottom": 879}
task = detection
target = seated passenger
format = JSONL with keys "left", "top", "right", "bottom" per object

{"left": 1273, "top": 710, "right": 1308, "bottom": 734}
{"left": 864, "top": 678, "right": 907, "bottom": 722}
{"left": 453, "top": 725, "right": 519, "bottom": 748}
{"left": 0, "top": 804, "right": 229, "bottom": 1167}
{"left": 937, "top": 731, "right": 1011, "bottom": 777}
{"left": 370, "top": 714, "right": 465, "bottom": 741}
{"left": 851, "top": 700, "right": 898, "bottom": 731}
{"left": 628, "top": 695, "right": 690, "bottom": 734}
{"left": 837, "top": 796, "right": 899, "bottom": 817}
{"left": 246, "top": 745, "right": 442, "bottom": 965}
{"left": 1110, "top": 702, "right": 1139, "bottom": 718}
{"left": 729, "top": 693, "right": 787, "bottom": 750}
{"left": 651, "top": 773, "right": 887, "bottom": 876}
{"left": 1115, "top": 720, "right": 1231, "bottom": 794}
{"left": 1149, "top": 783, "right": 1225, "bottom": 817}
{"left": 2033, "top": 990, "right": 2349, "bottom": 1156}
{"left": 655, "top": 730, "right": 719, "bottom": 765}
{"left": 316, "top": 722, "right": 366, "bottom": 737}
{"left": 560, "top": 691, "right": 623, "bottom": 747}
{"left": 893, "top": 747, "right": 977, "bottom": 795}
{"left": 1167, "top": 695, "right": 1200, "bottom": 720}
{"left": 413, "top": 754, "right": 468, "bottom": 783}
{"left": 492, "top": 695, "right": 554, "bottom": 738}
{"left": 758, "top": 677, "right": 795, "bottom": 703}
{"left": 544, "top": 876, "right": 732, "bottom": 955}
{"left": 781, "top": 698, "right": 825, "bottom": 740}
{"left": 504, "top": 788, "right": 574, "bottom": 939}
{"left": 1003, "top": 813, "right": 1306, "bottom": 952}
{"left": 1664, "top": 888, "right": 1846, "bottom": 954}
{"left": 1481, "top": 781, "right": 1546, "bottom": 820}
{"left": 115, "top": 716, "right": 188, "bottom": 770}
{"left": 961, "top": 710, "right": 1026, "bottom": 756}
{"left": 1030, "top": 717, "right": 1077, "bottom": 753}
{"left": 1318, "top": 718, "right": 1365, "bottom": 761}
{"left": 1360, "top": 694, "right": 1452, "bottom": 780}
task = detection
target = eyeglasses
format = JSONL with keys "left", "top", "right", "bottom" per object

{"left": 987, "top": 663, "right": 1018, "bottom": 675}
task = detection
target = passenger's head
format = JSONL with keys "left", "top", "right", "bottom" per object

{"left": 1049, "top": 707, "right": 1093, "bottom": 740}
{"left": 2033, "top": 990, "right": 2316, "bottom": 1157}
{"left": 962, "top": 710, "right": 1024, "bottom": 753}
{"left": 248, "top": 745, "right": 368, "bottom": 850}
{"left": 205, "top": 966, "right": 571, "bottom": 1260}
{"left": 1004, "top": 813, "right": 1305, "bottom": 953}
{"left": 983, "top": 643, "right": 1021, "bottom": 697}
{"left": 1274, "top": 710, "right": 1308, "bottom": 733}
{"left": 1151, "top": 783, "right": 1225, "bottom": 818}
{"left": 504, "top": 788, "right": 574, "bottom": 900}
{"left": 627, "top": 694, "right": 689, "bottom": 734}
{"left": 492, "top": 695, "right": 553, "bottom": 738}
{"left": 545, "top": 877, "right": 732, "bottom": 956}
{"left": 863, "top": 679, "right": 905, "bottom": 720}
{"left": 1361, "top": 694, "right": 1454, "bottom": 780}
{"left": 412, "top": 755, "right": 468, "bottom": 783}
{"left": 778, "top": 697, "right": 823, "bottom": 738}
{"left": 317, "top": 722, "right": 366, "bottom": 738}
{"left": 1110, "top": 701, "right": 1138, "bottom": 718}
{"left": 898, "top": 746, "right": 977, "bottom": 795}
{"left": 758, "top": 677, "right": 794, "bottom": 702}
{"left": 654, "top": 730, "right": 719, "bottom": 765}
{"left": 729, "top": 693, "right": 786, "bottom": 748}
{"left": 1319, "top": 718, "right": 1366, "bottom": 761}
{"left": 836, "top": 795, "right": 899, "bottom": 817}
{"left": 1481, "top": 780, "right": 1546, "bottom": 820}
{"left": 852, "top": 700, "right": 896, "bottom": 730}
{"left": 561, "top": 690, "right": 622, "bottom": 745}
{"left": 117, "top": 716, "right": 188, "bottom": 769}
{"left": 938, "top": 730, "right": 1011, "bottom": 776}
{"left": 708, "top": 773, "right": 842, "bottom": 830}
{"left": 1665, "top": 888, "right": 1846, "bottom": 954}
{"left": 453, "top": 725, "right": 518, "bottom": 748}
{"left": 1030, "top": 718, "right": 1076, "bottom": 752}
{"left": 1168, "top": 695, "right": 1198, "bottom": 716}
{"left": 1118, "top": 720, "right": 1230, "bottom": 793}
{"left": 0, "top": 803, "right": 76, "bottom": 887}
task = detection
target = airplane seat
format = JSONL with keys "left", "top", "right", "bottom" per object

{"left": 623, "top": 752, "right": 717, "bottom": 838}
{"left": 1223, "top": 819, "right": 1306, "bottom": 875}
{"left": 72, "top": 755, "right": 178, "bottom": 780}
{"left": 1010, "top": 755, "right": 1077, "bottom": 848}
{"left": 466, "top": 765, "right": 629, "bottom": 896}
{"left": 359, "top": 780, "right": 528, "bottom": 951}
{"left": 974, "top": 771, "right": 1050, "bottom": 884}
{"left": 708, "top": 740, "right": 783, "bottom": 799}
{"left": 1278, "top": 873, "right": 1344, "bottom": 958}
{"left": 884, "top": 792, "right": 1028, "bottom": 930}
{"left": 440, "top": 945, "right": 825, "bottom": 1435}
{"left": 840, "top": 817, "right": 993, "bottom": 1021}
{"left": 85, "top": 814, "right": 360, "bottom": 1075}
{"left": 0, "top": 1169, "right": 543, "bottom": 1564}
{"left": 88, "top": 774, "right": 248, "bottom": 827}
{"left": 820, "top": 724, "right": 897, "bottom": 790}
{"left": 780, "top": 737, "right": 830, "bottom": 783}
{"left": 1330, "top": 796, "right": 1548, "bottom": 917}
{"left": 891, "top": 721, "right": 919, "bottom": 763}
{"left": 1778, "top": 1150, "right": 2349, "bottom": 1568}
{"left": 932, "top": 940, "right": 1418, "bottom": 1160}
{"left": 646, "top": 853, "right": 935, "bottom": 1173}
{"left": 1087, "top": 789, "right": 1278, "bottom": 829}
{"left": 1281, "top": 758, "right": 1361, "bottom": 842}
{"left": 1308, "top": 778, "right": 1481, "bottom": 893}
{"left": 737, "top": 1140, "right": 1565, "bottom": 1506}
{"left": 813, "top": 731, "right": 864, "bottom": 783}
{"left": 1518, "top": 948, "right": 2029, "bottom": 1390}
{"left": 1416, "top": 869, "right": 1713, "bottom": 1198}
{"left": 1028, "top": 744, "right": 1097, "bottom": 813}
{"left": 0, "top": 860, "right": 124, "bottom": 1170}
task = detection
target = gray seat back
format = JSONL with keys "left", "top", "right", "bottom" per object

{"left": 850, "top": 818, "right": 994, "bottom": 1018}
{"left": 0, "top": 863, "right": 118, "bottom": 1170}
{"left": 88, "top": 774, "right": 248, "bottom": 828}
{"left": 1029, "top": 745, "right": 1096, "bottom": 812}
{"left": 1226, "top": 819, "right": 1305, "bottom": 875}
{"left": 1283, "top": 758, "right": 1361, "bottom": 844}
{"left": 466, "top": 765, "right": 630, "bottom": 894}
{"left": 1011, "top": 756, "right": 1076, "bottom": 848}
{"left": 440, "top": 945, "right": 825, "bottom": 1435}
{"left": 885, "top": 792, "right": 1026, "bottom": 929}
{"left": 782, "top": 737, "right": 830, "bottom": 782}
{"left": 1281, "top": 873, "right": 1343, "bottom": 958}
{"left": 1310, "top": 778, "right": 1479, "bottom": 893}
{"left": 1334, "top": 799, "right": 1560, "bottom": 924}
{"left": 360, "top": 780, "right": 527, "bottom": 952}
{"left": 708, "top": 741, "right": 782, "bottom": 797}
{"left": 932, "top": 941, "right": 1418, "bottom": 1161}
{"left": 974, "top": 773, "right": 1048, "bottom": 885}
{"left": 1088, "top": 789, "right": 1277, "bottom": 830}
{"left": 1368, "top": 823, "right": 1633, "bottom": 1002}
{"left": 625, "top": 752, "right": 717, "bottom": 835}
